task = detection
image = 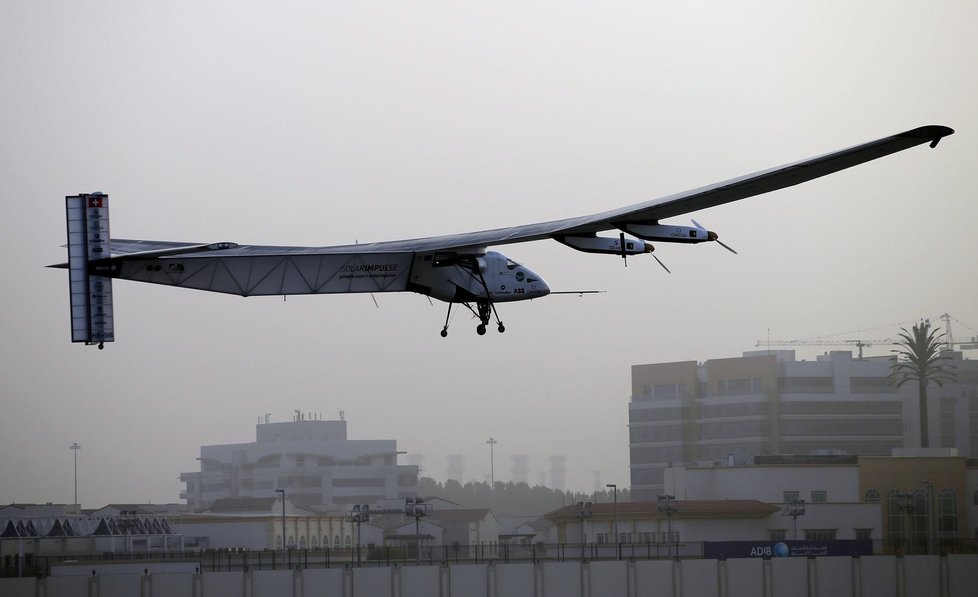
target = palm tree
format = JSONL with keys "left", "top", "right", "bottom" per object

{"left": 890, "top": 321, "right": 956, "bottom": 448}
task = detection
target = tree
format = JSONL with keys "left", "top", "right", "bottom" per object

{"left": 890, "top": 321, "right": 956, "bottom": 448}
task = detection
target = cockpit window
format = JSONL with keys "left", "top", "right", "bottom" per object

{"left": 505, "top": 259, "right": 520, "bottom": 270}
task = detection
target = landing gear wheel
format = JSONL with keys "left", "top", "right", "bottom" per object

{"left": 497, "top": 324, "right": 506, "bottom": 333}
{"left": 477, "top": 324, "right": 487, "bottom": 335}
{"left": 440, "top": 329, "right": 448, "bottom": 338}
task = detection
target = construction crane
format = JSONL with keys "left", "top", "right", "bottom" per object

{"left": 938, "top": 313, "right": 978, "bottom": 351}
{"left": 758, "top": 314, "right": 978, "bottom": 359}
{"left": 754, "top": 339, "right": 892, "bottom": 360}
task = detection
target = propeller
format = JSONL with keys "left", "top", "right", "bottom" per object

{"left": 692, "top": 219, "right": 738, "bottom": 254}
{"left": 651, "top": 253, "right": 671, "bottom": 273}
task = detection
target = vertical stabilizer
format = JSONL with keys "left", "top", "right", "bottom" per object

{"left": 65, "top": 193, "right": 114, "bottom": 347}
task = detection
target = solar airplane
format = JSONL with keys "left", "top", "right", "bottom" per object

{"left": 53, "top": 125, "right": 953, "bottom": 347}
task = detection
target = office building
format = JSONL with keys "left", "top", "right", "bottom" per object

{"left": 629, "top": 350, "right": 978, "bottom": 500}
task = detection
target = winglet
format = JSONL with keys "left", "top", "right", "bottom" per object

{"left": 918, "top": 124, "right": 954, "bottom": 148}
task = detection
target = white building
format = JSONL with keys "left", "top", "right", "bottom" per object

{"left": 180, "top": 418, "right": 418, "bottom": 511}
{"left": 663, "top": 455, "right": 881, "bottom": 542}
{"left": 0, "top": 503, "right": 184, "bottom": 564}
{"left": 173, "top": 496, "right": 359, "bottom": 550}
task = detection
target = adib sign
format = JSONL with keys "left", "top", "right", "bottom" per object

{"left": 703, "top": 540, "right": 872, "bottom": 559}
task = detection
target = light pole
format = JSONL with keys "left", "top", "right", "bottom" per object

{"left": 782, "top": 499, "right": 806, "bottom": 541}
{"left": 606, "top": 484, "right": 618, "bottom": 548}
{"left": 922, "top": 480, "right": 935, "bottom": 555}
{"left": 405, "top": 498, "right": 430, "bottom": 564}
{"left": 349, "top": 505, "right": 370, "bottom": 567}
{"left": 486, "top": 438, "right": 497, "bottom": 490}
{"left": 70, "top": 443, "right": 81, "bottom": 507}
{"left": 896, "top": 491, "right": 915, "bottom": 555}
{"left": 658, "top": 495, "right": 678, "bottom": 559}
{"left": 275, "top": 489, "right": 286, "bottom": 562}
{"left": 576, "top": 501, "right": 592, "bottom": 561}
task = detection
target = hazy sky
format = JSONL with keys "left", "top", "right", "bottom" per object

{"left": 2, "top": 1, "right": 976, "bottom": 508}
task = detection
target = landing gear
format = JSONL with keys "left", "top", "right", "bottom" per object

{"left": 472, "top": 299, "right": 504, "bottom": 336}
{"left": 439, "top": 299, "right": 506, "bottom": 338}
{"left": 437, "top": 256, "right": 506, "bottom": 338}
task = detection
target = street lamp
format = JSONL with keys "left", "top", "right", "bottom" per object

{"left": 576, "top": 501, "right": 592, "bottom": 561}
{"left": 606, "top": 484, "right": 618, "bottom": 547}
{"left": 405, "top": 498, "right": 430, "bottom": 564}
{"left": 70, "top": 443, "right": 81, "bottom": 507}
{"left": 658, "top": 495, "right": 678, "bottom": 559}
{"left": 486, "top": 438, "right": 497, "bottom": 489}
{"left": 896, "top": 491, "right": 916, "bottom": 555}
{"left": 349, "top": 505, "right": 370, "bottom": 567}
{"left": 921, "top": 480, "right": 935, "bottom": 555}
{"left": 275, "top": 489, "right": 286, "bottom": 561}
{"left": 782, "top": 498, "right": 806, "bottom": 541}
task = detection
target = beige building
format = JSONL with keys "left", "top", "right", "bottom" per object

{"left": 858, "top": 452, "right": 978, "bottom": 553}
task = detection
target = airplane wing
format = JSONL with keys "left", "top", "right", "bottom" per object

{"left": 106, "top": 124, "right": 948, "bottom": 258}
{"left": 347, "top": 124, "right": 953, "bottom": 253}
{"left": 57, "top": 125, "right": 952, "bottom": 346}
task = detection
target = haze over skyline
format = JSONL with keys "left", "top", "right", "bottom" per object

{"left": 2, "top": 1, "right": 976, "bottom": 508}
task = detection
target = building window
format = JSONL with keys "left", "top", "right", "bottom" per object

{"left": 804, "top": 529, "right": 837, "bottom": 541}
{"left": 619, "top": 532, "right": 633, "bottom": 544}
{"left": 864, "top": 489, "right": 880, "bottom": 502}
{"left": 652, "top": 383, "right": 683, "bottom": 399}
{"left": 296, "top": 455, "right": 305, "bottom": 468}
{"left": 854, "top": 529, "right": 873, "bottom": 541}
{"left": 717, "top": 378, "right": 763, "bottom": 396}
{"left": 783, "top": 491, "right": 800, "bottom": 504}
{"left": 596, "top": 533, "right": 609, "bottom": 545}
{"left": 939, "top": 489, "right": 958, "bottom": 535}
{"left": 769, "top": 529, "right": 787, "bottom": 541}
{"left": 638, "top": 532, "right": 654, "bottom": 544}
{"left": 811, "top": 490, "right": 827, "bottom": 503}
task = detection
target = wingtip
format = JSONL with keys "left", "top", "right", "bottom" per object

{"left": 902, "top": 124, "right": 954, "bottom": 148}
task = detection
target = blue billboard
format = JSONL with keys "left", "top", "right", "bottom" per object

{"left": 703, "top": 540, "right": 872, "bottom": 559}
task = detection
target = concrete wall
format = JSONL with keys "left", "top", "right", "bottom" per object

{"left": 4, "top": 555, "right": 978, "bottom": 596}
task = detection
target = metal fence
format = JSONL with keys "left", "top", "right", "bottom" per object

{"left": 4, "top": 538, "right": 978, "bottom": 577}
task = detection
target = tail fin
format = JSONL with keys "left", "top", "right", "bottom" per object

{"left": 65, "top": 193, "right": 114, "bottom": 348}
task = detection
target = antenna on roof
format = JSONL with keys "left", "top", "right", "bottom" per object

{"left": 340, "top": 410, "right": 345, "bottom": 421}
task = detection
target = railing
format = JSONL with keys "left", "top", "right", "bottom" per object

{"left": 4, "top": 539, "right": 977, "bottom": 577}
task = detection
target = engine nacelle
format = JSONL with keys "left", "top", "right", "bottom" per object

{"left": 555, "top": 235, "right": 651, "bottom": 255}
{"left": 621, "top": 223, "right": 716, "bottom": 244}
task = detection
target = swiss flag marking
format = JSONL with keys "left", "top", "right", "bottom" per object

{"left": 88, "top": 197, "right": 104, "bottom": 208}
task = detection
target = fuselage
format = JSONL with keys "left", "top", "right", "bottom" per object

{"left": 408, "top": 250, "right": 550, "bottom": 304}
